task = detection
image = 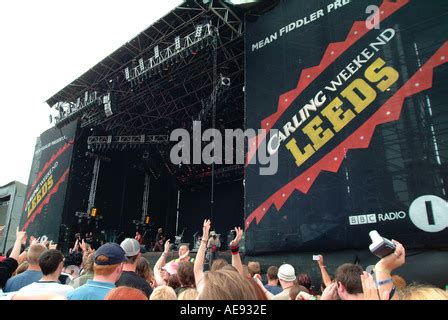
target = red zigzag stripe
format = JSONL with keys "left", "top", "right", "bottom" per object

{"left": 22, "top": 168, "right": 70, "bottom": 231}
{"left": 245, "top": 42, "right": 448, "bottom": 230}
{"left": 23, "top": 141, "right": 73, "bottom": 210}
{"left": 246, "top": 0, "right": 410, "bottom": 164}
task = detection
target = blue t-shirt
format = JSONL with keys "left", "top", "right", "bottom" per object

{"left": 67, "top": 280, "right": 115, "bottom": 300}
{"left": 4, "top": 270, "right": 43, "bottom": 292}
{"left": 264, "top": 284, "right": 283, "bottom": 295}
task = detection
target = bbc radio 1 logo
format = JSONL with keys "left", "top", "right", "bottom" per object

{"left": 349, "top": 211, "right": 406, "bottom": 225}
{"left": 348, "top": 195, "right": 448, "bottom": 233}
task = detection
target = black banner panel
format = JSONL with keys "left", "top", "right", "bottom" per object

{"left": 20, "top": 121, "right": 77, "bottom": 242}
{"left": 245, "top": 0, "right": 448, "bottom": 254}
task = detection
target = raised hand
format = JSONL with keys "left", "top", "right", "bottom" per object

{"left": 253, "top": 274, "right": 262, "bottom": 281}
{"left": 164, "top": 239, "right": 171, "bottom": 253}
{"left": 376, "top": 239, "right": 405, "bottom": 272}
{"left": 296, "top": 291, "right": 313, "bottom": 300}
{"left": 80, "top": 239, "right": 87, "bottom": 252}
{"left": 318, "top": 255, "right": 324, "bottom": 267}
{"left": 49, "top": 242, "right": 57, "bottom": 250}
{"left": 320, "top": 282, "right": 338, "bottom": 300}
{"left": 361, "top": 272, "right": 380, "bottom": 300}
{"left": 230, "top": 227, "right": 243, "bottom": 247}
{"left": 16, "top": 227, "right": 27, "bottom": 244}
{"left": 30, "top": 236, "right": 39, "bottom": 246}
{"left": 202, "top": 219, "right": 211, "bottom": 239}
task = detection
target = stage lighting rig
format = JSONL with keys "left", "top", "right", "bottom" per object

{"left": 87, "top": 134, "right": 169, "bottom": 151}
{"left": 53, "top": 90, "right": 114, "bottom": 129}
{"left": 124, "top": 22, "right": 218, "bottom": 85}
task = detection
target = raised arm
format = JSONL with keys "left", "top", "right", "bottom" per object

{"left": 230, "top": 227, "right": 244, "bottom": 276}
{"left": 374, "top": 239, "right": 405, "bottom": 300}
{"left": 154, "top": 239, "right": 170, "bottom": 287}
{"left": 194, "top": 219, "right": 210, "bottom": 288}
{"left": 317, "top": 255, "right": 332, "bottom": 287}
{"left": 254, "top": 275, "right": 274, "bottom": 300}
{"left": 9, "top": 228, "right": 27, "bottom": 262}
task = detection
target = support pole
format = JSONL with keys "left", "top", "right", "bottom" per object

{"left": 210, "top": 36, "right": 218, "bottom": 221}
{"left": 87, "top": 157, "right": 101, "bottom": 215}
{"left": 176, "top": 189, "right": 181, "bottom": 236}
{"left": 141, "top": 173, "right": 150, "bottom": 223}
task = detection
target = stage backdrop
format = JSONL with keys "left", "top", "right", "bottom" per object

{"left": 20, "top": 121, "right": 77, "bottom": 242}
{"left": 245, "top": 0, "right": 448, "bottom": 254}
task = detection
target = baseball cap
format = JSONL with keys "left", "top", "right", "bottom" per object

{"left": 278, "top": 264, "right": 296, "bottom": 282}
{"left": 94, "top": 243, "right": 127, "bottom": 265}
{"left": 120, "top": 238, "right": 140, "bottom": 257}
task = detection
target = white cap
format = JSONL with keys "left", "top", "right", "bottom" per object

{"left": 278, "top": 264, "right": 296, "bottom": 282}
{"left": 120, "top": 238, "right": 140, "bottom": 257}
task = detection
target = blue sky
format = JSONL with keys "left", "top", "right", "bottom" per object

{"left": 0, "top": 0, "right": 182, "bottom": 186}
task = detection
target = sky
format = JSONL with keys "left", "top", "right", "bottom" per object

{"left": 0, "top": 0, "right": 183, "bottom": 187}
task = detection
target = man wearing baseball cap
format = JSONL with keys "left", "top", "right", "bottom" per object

{"left": 68, "top": 243, "right": 126, "bottom": 300}
{"left": 272, "top": 264, "right": 296, "bottom": 300}
{"left": 116, "top": 238, "right": 153, "bottom": 298}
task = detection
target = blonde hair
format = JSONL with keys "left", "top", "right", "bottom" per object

{"left": 248, "top": 261, "right": 261, "bottom": 277}
{"left": 82, "top": 252, "right": 95, "bottom": 274}
{"left": 149, "top": 285, "right": 177, "bottom": 300}
{"left": 391, "top": 275, "right": 407, "bottom": 290}
{"left": 198, "top": 269, "right": 258, "bottom": 300}
{"left": 399, "top": 284, "right": 448, "bottom": 300}
{"left": 210, "top": 259, "right": 228, "bottom": 272}
{"left": 15, "top": 261, "right": 29, "bottom": 276}
{"left": 178, "top": 288, "right": 199, "bottom": 300}
{"left": 27, "top": 244, "right": 47, "bottom": 265}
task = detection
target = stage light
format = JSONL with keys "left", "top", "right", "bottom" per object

{"left": 139, "top": 58, "right": 145, "bottom": 71}
{"left": 91, "top": 207, "right": 97, "bottom": 218}
{"left": 154, "top": 45, "right": 160, "bottom": 58}
{"left": 145, "top": 215, "right": 150, "bottom": 225}
{"left": 195, "top": 25, "right": 203, "bottom": 38}
{"left": 221, "top": 77, "right": 231, "bottom": 86}
{"left": 175, "top": 36, "right": 181, "bottom": 50}
{"left": 223, "top": 0, "right": 263, "bottom": 6}
{"left": 84, "top": 91, "right": 89, "bottom": 103}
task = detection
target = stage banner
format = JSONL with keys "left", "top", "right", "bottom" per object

{"left": 20, "top": 121, "right": 77, "bottom": 242}
{"left": 245, "top": 0, "right": 448, "bottom": 254}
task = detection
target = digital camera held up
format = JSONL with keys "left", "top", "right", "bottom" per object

{"left": 369, "top": 230, "right": 396, "bottom": 258}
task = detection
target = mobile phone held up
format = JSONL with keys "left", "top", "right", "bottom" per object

{"left": 312, "top": 255, "right": 320, "bottom": 261}
{"left": 369, "top": 230, "right": 396, "bottom": 258}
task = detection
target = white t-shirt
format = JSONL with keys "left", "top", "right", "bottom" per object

{"left": 17, "top": 280, "right": 74, "bottom": 297}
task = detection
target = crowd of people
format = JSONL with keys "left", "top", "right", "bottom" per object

{"left": 0, "top": 221, "right": 447, "bottom": 300}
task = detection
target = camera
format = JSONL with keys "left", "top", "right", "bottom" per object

{"left": 368, "top": 230, "right": 396, "bottom": 258}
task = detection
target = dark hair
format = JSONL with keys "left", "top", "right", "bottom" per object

{"left": 64, "top": 252, "right": 83, "bottom": 267}
{"left": 39, "top": 249, "right": 64, "bottom": 275}
{"left": 248, "top": 278, "right": 268, "bottom": 300}
{"left": 126, "top": 255, "right": 139, "bottom": 264}
{"left": 6, "top": 245, "right": 26, "bottom": 257}
{"left": 297, "top": 273, "right": 318, "bottom": 295}
{"left": 168, "top": 274, "right": 181, "bottom": 290}
{"left": 289, "top": 285, "right": 309, "bottom": 300}
{"left": 266, "top": 266, "right": 278, "bottom": 281}
{"left": 334, "top": 263, "right": 363, "bottom": 295}
{"left": 177, "top": 262, "right": 195, "bottom": 288}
